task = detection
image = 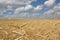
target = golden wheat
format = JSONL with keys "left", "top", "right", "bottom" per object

{"left": 0, "top": 19, "right": 60, "bottom": 40}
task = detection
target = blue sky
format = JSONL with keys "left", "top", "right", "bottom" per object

{"left": 0, "top": 0, "right": 60, "bottom": 19}
{"left": 31, "top": 0, "right": 46, "bottom": 7}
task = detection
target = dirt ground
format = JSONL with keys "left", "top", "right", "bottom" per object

{"left": 0, "top": 19, "right": 60, "bottom": 40}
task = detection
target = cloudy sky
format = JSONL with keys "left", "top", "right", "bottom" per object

{"left": 0, "top": 0, "right": 60, "bottom": 19}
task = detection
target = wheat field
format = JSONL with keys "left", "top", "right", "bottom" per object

{"left": 0, "top": 19, "right": 60, "bottom": 40}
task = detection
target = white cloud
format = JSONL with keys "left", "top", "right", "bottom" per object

{"left": 8, "top": 12, "right": 41, "bottom": 19}
{"left": 25, "top": 5, "right": 33, "bottom": 11}
{"left": 0, "top": 11, "right": 4, "bottom": 16}
{"left": 44, "top": 3, "right": 60, "bottom": 14}
{"left": 57, "top": 12, "right": 60, "bottom": 15}
{"left": 44, "top": 9, "right": 54, "bottom": 15}
{"left": 0, "top": 0, "right": 36, "bottom": 11}
{"left": 33, "top": 5, "right": 43, "bottom": 12}
{"left": 0, "top": 0, "right": 37, "bottom": 18}
{"left": 15, "top": 5, "right": 43, "bottom": 13}
{"left": 15, "top": 7, "right": 25, "bottom": 13}
{"left": 53, "top": 4, "right": 60, "bottom": 11}
{"left": 0, "top": 0, "right": 36, "bottom": 5}
{"left": 8, "top": 13, "right": 29, "bottom": 18}
{"left": 58, "top": 3, "right": 60, "bottom": 5}
{"left": 14, "top": 5, "right": 33, "bottom": 14}
{"left": 10, "top": 4, "right": 43, "bottom": 19}
{"left": 0, "top": 0, "right": 43, "bottom": 19}
{"left": 0, "top": 0, "right": 60, "bottom": 19}
{"left": 0, "top": 0, "right": 36, "bottom": 10}
{"left": 44, "top": 0, "right": 56, "bottom": 7}
{"left": 43, "top": 3, "right": 60, "bottom": 18}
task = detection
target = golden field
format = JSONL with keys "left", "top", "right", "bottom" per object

{"left": 0, "top": 19, "right": 60, "bottom": 40}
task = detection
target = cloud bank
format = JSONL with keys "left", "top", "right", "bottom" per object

{"left": 0, "top": 0, "right": 60, "bottom": 19}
